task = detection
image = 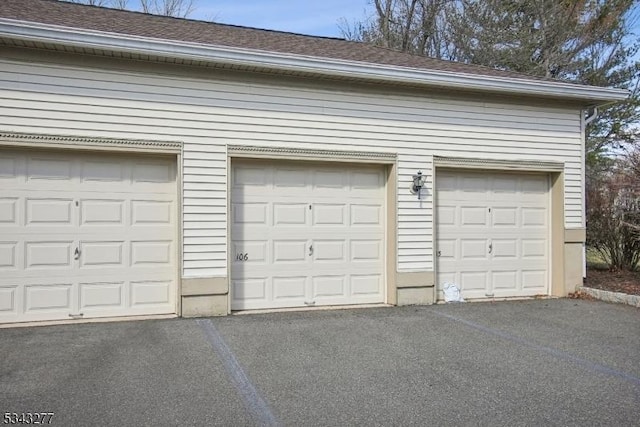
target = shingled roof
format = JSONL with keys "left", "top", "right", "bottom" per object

{"left": 0, "top": 0, "right": 545, "bottom": 82}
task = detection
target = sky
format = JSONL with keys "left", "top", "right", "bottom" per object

{"left": 190, "top": 0, "right": 373, "bottom": 38}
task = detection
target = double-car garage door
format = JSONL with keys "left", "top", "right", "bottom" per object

{"left": 0, "top": 149, "right": 178, "bottom": 323}
{"left": 230, "top": 160, "right": 386, "bottom": 310}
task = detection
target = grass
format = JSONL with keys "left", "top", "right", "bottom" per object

{"left": 586, "top": 248, "right": 609, "bottom": 270}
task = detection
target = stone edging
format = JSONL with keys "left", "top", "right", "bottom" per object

{"left": 578, "top": 286, "right": 640, "bottom": 308}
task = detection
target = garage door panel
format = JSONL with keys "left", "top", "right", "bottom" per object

{"left": 460, "top": 272, "right": 488, "bottom": 298}
{"left": 232, "top": 240, "right": 267, "bottom": 263}
{"left": 312, "top": 276, "right": 347, "bottom": 298}
{"left": 313, "top": 170, "right": 345, "bottom": 189}
{"left": 492, "top": 177, "right": 518, "bottom": 193}
{"left": 131, "top": 240, "right": 172, "bottom": 266}
{"left": 0, "top": 285, "right": 18, "bottom": 314}
{"left": 25, "top": 283, "right": 73, "bottom": 312}
{"left": 28, "top": 157, "right": 73, "bottom": 181}
{"left": 313, "top": 240, "right": 346, "bottom": 262}
{"left": 522, "top": 208, "right": 547, "bottom": 227}
{"left": 437, "top": 239, "right": 456, "bottom": 258}
{"left": 0, "top": 155, "right": 19, "bottom": 178}
{"left": 26, "top": 198, "right": 74, "bottom": 225}
{"left": 492, "top": 239, "right": 518, "bottom": 258}
{"left": 461, "top": 206, "right": 489, "bottom": 227}
{"left": 492, "top": 207, "right": 518, "bottom": 227}
{"left": 521, "top": 176, "right": 548, "bottom": 193}
{"left": 350, "top": 204, "right": 382, "bottom": 225}
{"left": 492, "top": 271, "right": 518, "bottom": 290}
{"left": 79, "top": 281, "right": 125, "bottom": 310}
{"left": 232, "top": 278, "right": 268, "bottom": 302}
{"left": 522, "top": 270, "right": 547, "bottom": 289}
{"left": 522, "top": 239, "right": 547, "bottom": 258}
{"left": 437, "top": 170, "right": 549, "bottom": 300}
{"left": 461, "top": 176, "right": 489, "bottom": 193}
{"left": 273, "top": 276, "right": 307, "bottom": 300}
{"left": 130, "top": 200, "right": 173, "bottom": 225}
{"left": 350, "top": 240, "right": 381, "bottom": 262}
{"left": 25, "top": 241, "right": 73, "bottom": 269}
{"left": 274, "top": 168, "right": 308, "bottom": 188}
{"left": 130, "top": 280, "right": 172, "bottom": 306}
{"left": 461, "top": 239, "right": 489, "bottom": 260}
{"left": 436, "top": 205, "right": 456, "bottom": 226}
{"left": 0, "top": 242, "right": 18, "bottom": 269}
{"left": 231, "top": 161, "right": 385, "bottom": 310}
{"left": 131, "top": 160, "right": 174, "bottom": 183}
{"left": 313, "top": 204, "right": 346, "bottom": 225}
{"left": 0, "top": 150, "right": 177, "bottom": 324}
{"left": 79, "top": 241, "right": 124, "bottom": 267}
{"left": 351, "top": 170, "right": 382, "bottom": 189}
{"left": 81, "top": 199, "right": 125, "bottom": 225}
{"left": 273, "top": 240, "right": 308, "bottom": 263}
{"left": 233, "top": 202, "right": 268, "bottom": 225}
{"left": 351, "top": 274, "right": 382, "bottom": 296}
{"left": 81, "top": 159, "right": 126, "bottom": 182}
{"left": 0, "top": 197, "right": 18, "bottom": 224}
{"left": 274, "top": 203, "right": 308, "bottom": 225}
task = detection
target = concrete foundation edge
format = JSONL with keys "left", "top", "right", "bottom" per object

{"left": 395, "top": 271, "right": 435, "bottom": 306}
{"left": 181, "top": 277, "right": 229, "bottom": 317}
{"left": 182, "top": 294, "right": 228, "bottom": 317}
{"left": 578, "top": 286, "right": 640, "bottom": 308}
{"left": 396, "top": 287, "right": 435, "bottom": 306}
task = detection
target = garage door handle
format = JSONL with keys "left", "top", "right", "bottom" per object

{"left": 74, "top": 247, "right": 80, "bottom": 260}
{"left": 488, "top": 243, "right": 493, "bottom": 254}
{"left": 309, "top": 244, "right": 314, "bottom": 256}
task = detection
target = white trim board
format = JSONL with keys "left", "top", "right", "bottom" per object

{"left": 434, "top": 156, "right": 564, "bottom": 172}
{"left": 228, "top": 144, "right": 397, "bottom": 164}
{"left": 0, "top": 131, "right": 183, "bottom": 154}
{"left": 0, "top": 18, "right": 628, "bottom": 106}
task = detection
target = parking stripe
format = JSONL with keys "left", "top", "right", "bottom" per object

{"left": 196, "top": 319, "right": 279, "bottom": 426}
{"left": 432, "top": 311, "right": 640, "bottom": 387}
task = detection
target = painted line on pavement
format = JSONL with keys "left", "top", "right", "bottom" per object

{"left": 432, "top": 310, "right": 640, "bottom": 387}
{"left": 197, "top": 319, "right": 279, "bottom": 426}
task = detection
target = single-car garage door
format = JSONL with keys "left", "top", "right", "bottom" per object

{"left": 436, "top": 170, "right": 549, "bottom": 300}
{"left": 231, "top": 160, "right": 386, "bottom": 310}
{"left": 0, "top": 149, "right": 178, "bottom": 324}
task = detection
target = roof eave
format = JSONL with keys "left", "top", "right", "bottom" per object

{"left": 0, "top": 19, "right": 630, "bottom": 106}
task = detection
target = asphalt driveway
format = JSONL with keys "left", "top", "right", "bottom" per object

{"left": 1, "top": 299, "right": 639, "bottom": 426}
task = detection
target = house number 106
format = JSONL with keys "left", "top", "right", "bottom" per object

{"left": 236, "top": 253, "right": 249, "bottom": 261}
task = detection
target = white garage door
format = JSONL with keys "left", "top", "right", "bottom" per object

{"left": 0, "top": 149, "right": 178, "bottom": 324}
{"left": 231, "top": 160, "right": 386, "bottom": 310}
{"left": 436, "top": 170, "right": 549, "bottom": 300}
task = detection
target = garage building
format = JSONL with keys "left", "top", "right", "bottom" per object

{"left": 0, "top": 0, "right": 627, "bottom": 324}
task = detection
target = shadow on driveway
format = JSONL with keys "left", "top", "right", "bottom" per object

{"left": 1, "top": 299, "right": 638, "bottom": 426}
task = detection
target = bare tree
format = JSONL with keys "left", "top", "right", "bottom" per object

{"left": 140, "top": 0, "right": 196, "bottom": 17}
{"left": 340, "top": 0, "right": 455, "bottom": 59}
{"left": 60, "top": 0, "right": 197, "bottom": 17}
{"left": 111, "top": 0, "right": 129, "bottom": 9}
{"left": 587, "top": 150, "right": 640, "bottom": 271}
{"left": 65, "top": 0, "right": 111, "bottom": 5}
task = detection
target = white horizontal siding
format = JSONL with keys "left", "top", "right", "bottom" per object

{"left": 0, "top": 58, "right": 583, "bottom": 275}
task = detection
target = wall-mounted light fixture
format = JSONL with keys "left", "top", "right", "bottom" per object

{"left": 411, "top": 171, "right": 426, "bottom": 199}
